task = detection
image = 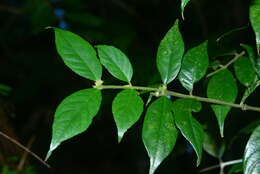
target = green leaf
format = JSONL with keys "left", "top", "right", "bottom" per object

{"left": 181, "top": 0, "right": 190, "bottom": 16}
{"left": 228, "top": 162, "right": 243, "bottom": 174}
{"left": 249, "top": 0, "right": 260, "bottom": 53}
{"left": 96, "top": 45, "right": 133, "bottom": 83}
{"left": 172, "top": 99, "right": 204, "bottom": 166}
{"left": 207, "top": 70, "right": 238, "bottom": 137}
{"left": 241, "top": 44, "right": 260, "bottom": 78}
{"left": 46, "top": 88, "right": 102, "bottom": 160}
{"left": 157, "top": 20, "right": 185, "bottom": 84}
{"left": 179, "top": 41, "right": 209, "bottom": 91}
{"left": 112, "top": 89, "right": 144, "bottom": 142}
{"left": 243, "top": 125, "right": 260, "bottom": 174}
{"left": 234, "top": 56, "right": 256, "bottom": 87}
{"left": 240, "top": 77, "right": 260, "bottom": 104}
{"left": 203, "top": 131, "right": 225, "bottom": 158}
{"left": 142, "top": 97, "right": 178, "bottom": 174}
{"left": 54, "top": 28, "right": 102, "bottom": 81}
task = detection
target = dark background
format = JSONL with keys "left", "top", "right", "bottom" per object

{"left": 0, "top": 0, "right": 259, "bottom": 174}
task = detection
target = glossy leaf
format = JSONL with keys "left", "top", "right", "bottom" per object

{"left": 249, "top": 0, "right": 260, "bottom": 53}
{"left": 54, "top": 28, "right": 102, "bottom": 81}
{"left": 157, "top": 20, "right": 185, "bottom": 84}
{"left": 243, "top": 125, "right": 260, "bottom": 174}
{"left": 207, "top": 70, "right": 238, "bottom": 137}
{"left": 181, "top": 0, "right": 190, "bottom": 16}
{"left": 142, "top": 97, "right": 178, "bottom": 174}
{"left": 172, "top": 99, "right": 204, "bottom": 166}
{"left": 112, "top": 89, "right": 144, "bottom": 142}
{"left": 234, "top": 56, "right": 256, "bottom": 87}
{"left": 97, "top": 45, "right": 133, "bottom": 82}
{"left": 179, "top": 41, "right": 209, "bottom": 91}
{"left": 240, "top": 77, "right": 260, "bottom": 104}
{"left": 46, "top": 88, "right": 102, "bottom": 160}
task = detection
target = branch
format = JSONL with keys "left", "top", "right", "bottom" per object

{"left": 199, "top": 159, "right": 242, "bottom": 173}
{"left": 0, "top": 131, "right": 50, "bottom": 168}
{"left": 95, "top": 84, "right": 260, "bottom": 112}
{"left": 207, "top": 51, "right": 245, "bottom": 78}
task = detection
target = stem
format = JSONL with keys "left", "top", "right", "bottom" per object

{"left": 199, "top": 159, "right": 242, "bottom": 173}
{"left": 0, "top": 131, "right": 50, "bottom": 168}
{"left": 96, "top": 84, "right": 260, "bottom": 112}
{"left": 207, "top": 51, "right": 245, "bottom": 78}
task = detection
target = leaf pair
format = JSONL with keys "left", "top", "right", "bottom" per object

{"left": 46, "top": 28, "right": 135, "bottom": 160}
{"left": 143, "top": 98, "right": 204, "bottom": 174}
{"left": 157, "top": 20, "right": 208, "bottom": 91}
{"left": 55, "top": 28, "right": 133, "bottom": 83}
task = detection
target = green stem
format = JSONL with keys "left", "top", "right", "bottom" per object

{"left": 95, "top": 84, "right": 260, "bottom": 112}
{"left": 207, "top": 51, "right": 245, "bottom": 78}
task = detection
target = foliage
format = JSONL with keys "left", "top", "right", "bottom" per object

{"left": 45, "top": 1, "right": 260, "bottom": 171}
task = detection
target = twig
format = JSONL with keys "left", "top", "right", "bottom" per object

{"left": 207, "top": 51, "right": 245, "bottom": 78}
{"left": 216, "top": 25, "right": 249, "bottom": 42}
{"left": 95, "top": 84, "right": 260, "bottom": 112}
{"left": 0, "top": 131, "right": 50, "bottom": 168}
{"left": 17, "top": 136, "right": 36, "bottom": 171}
{"left": 199, "top": 159, "right": 242, "bottom": 173}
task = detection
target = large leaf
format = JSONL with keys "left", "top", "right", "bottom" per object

{"left": 207, "top": 70, "right": 237, "bottom": 137}
{"left": 249, "top": 0, "right": 260, "bottom": 53}
{"left": 234, "top": 56, "right": 256, "bottom": 87}
{"left": 142, "top": 97, "right": 178, "bottom": 174}
{"left": 112, "top": 89, "right": 144, "bottom": 142}
{"left": 54, "top": 28, "right": 102, "bottom": 81}
{"left": 243, "top": 125, "right": 260, "bottom": 174}
{"left": 46, "top": 88, "right": 102, "bottom": 160}
{"left": 179, "top": 41, "right": 209, "bottom": 91}
{"left": 97, "top": 45, "right": 133, "bottom": 83}
{"left": 157, "top": 20, "right": 185, "bottom": 84}
{"left": 172, "top": 99, "right": 204, "bottom": 166}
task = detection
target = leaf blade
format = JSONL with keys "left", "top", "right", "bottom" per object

{"left": 46, "top": 88, "right": 102, "bottom": 160}
{"left": 157, "top": 20, "right": 185, "bottom": 84}
{"left": 207, "top": 70, "right": 238, "bottom": 137}
{"left": 142, "top": 97, "right": 178, "bottom": 174}
{"left": 243, "top": 125, "right": 260, "bottom": 174}
{"left": 97, "top": 45, "right": 133, "bottom": 82}
{"left": 112, "top": 89, "right": 144, "bottom": 142}
{"left": 249, "top": 0, "right": 260, "bottom": 53}
{"left": 179, "top": 41, "right": 209, "bottom": 91}
{"left": 172, "top": 99, "right": 204, "bottom": 166}
{"left": 54, "top": 28, "right": 102, "bottom": 80}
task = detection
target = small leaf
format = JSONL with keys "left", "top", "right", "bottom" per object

{"left": 142, "top": 97, "right": 178, "bottom": 174}
{"left": 228, "top": 162, "right": 243, "bottom": 174}
{"left": 97, "top": 45, "right": 133, "bottom": 82}
{"left": 181, "top": 0, "right": 190, "bottom": 16}
{"left": 243, "top": 125, "right": 260, "bottom": 174}
{"left": 112, "top": 89, "right": 144, "bottom": 142}
{"left": 46, "top": 88, "right": 102, "bottom": 160}
{"left": 157, "top": 20, "right": 185, "bottom": 84}
{"left": 240, "top": 77, "right": 260, "bottom": 104}
{"left": 203, "top": 131, "right": 225, "bottom": 158}
{"left": 241, "top": 44, "right": 260, "bottom": 78}
{"left": 54, "top": 28, "right": 102, "bottom": 81}
{"left": 172, "top": 99, "right": 204, "bottom": 166}
{"left": 207, "top": 70, "right": 238, "bottom": 137}
{"left": 249, "top": 0, "right": 260, "bottom": 53}
{"left": 179, "top": 41, "right": 209, "bottom": 91}
{"left": 234, "top": 56, "right": 256, "bottom": 87}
